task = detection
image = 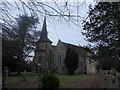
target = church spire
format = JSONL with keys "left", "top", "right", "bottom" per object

{"left": 39, "top": 17, "right": 52, "bottom": 43}
{"left": 41, "top": 17, "right": 47, "bottom": 38}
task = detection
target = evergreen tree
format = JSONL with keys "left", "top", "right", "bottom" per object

{"left": 64, "top": 48, "right": 79, "bottom": 75}
{"left": 2, "top": 14, "right": 39, "bottom": 74}
{"left": 97, "top": 45, "right": 115, "bottom": 70}
{"left": 82, "top": 2, "right": 120, "bottom": 70}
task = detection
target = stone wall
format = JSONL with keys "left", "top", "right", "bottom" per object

{"left": 32, "top": 39, "right": 97, "bottom": 74}
{"left": 54, "top": 40, "right": 87, "bottom": 74}
{"left": 32, "top": 41, "right": 54, "bottom": 74}
{"left": 54, "top": 40, "right": 67, "bottom": 73}
{"left": 86, "top": 59, "right": 97, "bottom": 74}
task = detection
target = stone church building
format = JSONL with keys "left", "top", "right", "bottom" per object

{"left": 32, "top": 17, "right": 96, "bottom": 74}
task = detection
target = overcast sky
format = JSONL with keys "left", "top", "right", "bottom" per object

{"left": 1, "top": 1, "right": 96, "bottom": 47}
{"left": 38, "top": 2, "right": 96, "bottom": 46}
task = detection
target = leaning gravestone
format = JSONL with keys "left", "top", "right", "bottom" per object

{"left": 2, "top": 66, "right": 8, "bottom": 89}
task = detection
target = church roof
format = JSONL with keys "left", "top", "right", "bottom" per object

{"left": 58, "top": 40, "right": 92, "bottom": 59}
{"left": 38, "top": 17, "right": 52, "bottom": 43}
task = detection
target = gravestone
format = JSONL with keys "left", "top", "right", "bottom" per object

{"left": 100, "top": 75, "right": 118, "bottom": 88}
{"left": 22, "top": 70, "right": 27, "bottom": 82}
{"left": 110, "top": 69, "right": 117, "bottom": 76}
{"left": 2, "top": 66, "right": 8, "bottom": 89}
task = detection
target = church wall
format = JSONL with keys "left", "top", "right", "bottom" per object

{"left": 32, "top": 41, "right": 54, "bottom": 73}
{"left": 54, "top": 41, "right": 87, "bottom": 74}
{"left": 41, "top": 42, "right": 54, "bottom": 73}
{"left": 33, "top": 39, "right": 97, "bottom": 74}
{"left": 54, "top": 41, "right": 67, "bottom": 73}
{"left": 75, "top": 57, "right": 86, "bottom": 74}
{"left": 86, "top": 59, "right": 97, "bottom": 74}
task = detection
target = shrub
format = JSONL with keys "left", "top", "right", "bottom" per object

{"left": 42, "top": 74, "right": 60, "bottom": 89}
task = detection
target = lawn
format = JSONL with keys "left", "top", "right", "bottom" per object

{"left": 55, "top": 73, "right": 104, "bottom": 88}
{"left": 6, "top": 73, "right": 106, "bottom": 88}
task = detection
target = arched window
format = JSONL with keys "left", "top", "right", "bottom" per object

{"left": 53, "top": 54, "right": 55, "bottom": 64}
{"left": 58, "top": 55, "right": 59, "bottom": 64}
{"left": 60, "top": 55, "right": 61, "bottom": 64}
{"left": 81, "top": 61, "right": 82, "bottom": 68}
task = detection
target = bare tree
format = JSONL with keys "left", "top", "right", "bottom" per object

{"left": 0, "top": 0, "right": 87, "bottom": 28}
{"left": 1, "top": 1, "right": 92, "bottom": 69}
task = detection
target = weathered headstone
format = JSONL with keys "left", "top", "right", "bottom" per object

{"left": 22, "top": 70, "right": 26, "bottom": 82}
{"left": 110, "top": 69, "right": 117, "bottom": 76}
{"left": 100, "top": 76, "right": 118, "bottom": 88}
{"left": 2, "top": 66, "right": 8, "bottom": 89}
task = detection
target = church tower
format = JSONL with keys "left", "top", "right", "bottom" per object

{"left": 32, "top": 17, "right": 53, "bottom": 73}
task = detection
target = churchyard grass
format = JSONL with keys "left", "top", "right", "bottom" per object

{"left": 25, "top": 73, "right": 39, "bottom": 77}
{"left": 55, "top": 73, "right": 96, "bottom": 83}
{"left": 55, "top": 73, "right": 104, "bottom": 88}
{"left": 6, "top": 73, "right": 106, "bottom": 88}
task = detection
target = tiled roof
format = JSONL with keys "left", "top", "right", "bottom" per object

{"left": 60, "top": 41, "right": 92, "bottom": 59}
